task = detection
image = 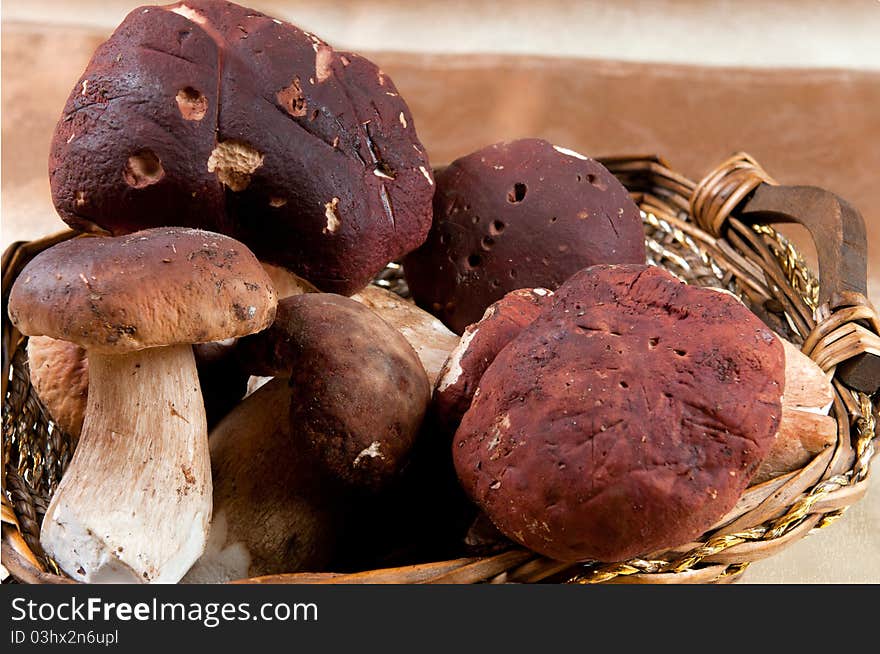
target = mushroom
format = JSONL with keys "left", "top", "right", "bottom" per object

{"left": 403, "top": 138, "right": 645, "bottom": 333}
{"left": 182, "top": 378, "right": 339, "bottom": 583}
{"left": 26, "top": 335, "right": 89, "bottom": 439}
{"left": 351, "top": 284, "right": 460, "bottom": 386}
{"left": 49, "top": 0, "right": 434, "bottom": 296}
{"left": 29, "top": 336, "right": 251, "bottom": 435}
{"left": 259, "top": 262, "right": 458, "bottom": 385}
{"left": 7, "top": 227, "right": 277, "bottom": 583}
{"left": 235, "top": 293, "right": 431, "bottom": 489}
{"left": 433, "top": 287, "right": 552, "bottom": 427}
{"left": 452, "top": 264, "right": 835, "bottom": 562}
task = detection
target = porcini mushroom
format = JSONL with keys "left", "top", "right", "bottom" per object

{"left": 7, "top": 227, "right": 277, "bottom": 583}
{"left": 404, "top": 138, "right": 645, "bottom": 333}
{"left": 453, "top": 264, "right": 835, "bottom": 562}
{"left": 49, "top": 0, "right": 434, "bottom": 296}
{"left": 235, "top": 293, "right": 431, "bottom": 489}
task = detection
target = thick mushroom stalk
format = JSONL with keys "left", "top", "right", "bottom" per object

{"left": 42, "top": 345, "right": 210, "bottom": 583}
{"left": 8, "top": 227, "right": 277, "bottom": 583}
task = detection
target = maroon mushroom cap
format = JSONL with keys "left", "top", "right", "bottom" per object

{"left": 433, "top": 287, "right": 552, "bottom": 428}
{"left": 49, "top": 0, "right": 434, "bottom": 296}
{"left": 453, "top": 264, "right": 785, "bottom": 562}
{"left": 403, "top": 138, "right": 645, "bottom": 333}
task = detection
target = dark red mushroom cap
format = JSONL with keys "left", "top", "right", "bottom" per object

{"left": 453, "top": 264, "right": 785, "bottom": 562}
{"left": 403, "top": 138, "right": 645, "bottom": 333}
{"left": 49, "top": 0, "right": 434, "bottom": 295}
{"left": 433, "top": 287, "right": 552, "bottom": 428}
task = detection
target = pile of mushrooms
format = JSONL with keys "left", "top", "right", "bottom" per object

{"left": 8, "top": 0, "right": 845, "bottom": 584}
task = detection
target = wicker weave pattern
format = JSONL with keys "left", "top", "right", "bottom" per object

{"left": 2, "top": 154, "right": 877, "bottom": 585}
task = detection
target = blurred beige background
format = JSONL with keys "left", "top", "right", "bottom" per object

{"left": 2, "top": 0, "right": 879, "bottom": 583}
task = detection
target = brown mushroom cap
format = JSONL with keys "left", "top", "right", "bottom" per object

{"left": 403, "top": 138, "right": 645, "bottom": 333}
{"left": 453, "top": 264, "right": 786, "bottom": 562}
{"left": 8, "top": 228, "right": 276, "bottom": 353}
{"left": 433, "top": 287, "right": 552, "bottom": 427}
{"left": 26, "top": 336, "right": 89, "bottom": 438}
{"left": 236, "top": 293, "right": 431, "bottom": 489}
{"left": 49, "top": 0, "right": 434, "bottom": 296}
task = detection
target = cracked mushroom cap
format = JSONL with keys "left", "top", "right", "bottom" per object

{"left": 403, "top": 138, "right": 645, "bottom": 333}
{"left": 453, "top": 264, "right": 786, "bottom": 562}
{"left": 49, "top": 0, "right": 434, "bottom": 296}
{"left": 8, "top": 228, "right": 277, "bottom": 354}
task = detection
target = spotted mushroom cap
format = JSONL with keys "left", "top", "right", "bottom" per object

{"left": 453, "top": 264, "right": 786, "bottom": 562}
{"left": 8, "top": 228, "right": 277, "bottom": 354}
{"left": 48, "top": 0, "right": 434, "bottom": 295}
{"left": 403, "top": 138, "right": 645, "bottom": 333}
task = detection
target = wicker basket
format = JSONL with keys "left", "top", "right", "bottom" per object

{"left": 3, "top": 152, "right": 878, "bottom": 585}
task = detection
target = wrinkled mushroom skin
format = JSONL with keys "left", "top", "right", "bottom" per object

{"left": 403, "top": 139, "right": 645, "bottom": 333}
{"left": 433, "top": 288, "right": 552, "bottom": 428}
{"left": 49, "top": 0, "right": 434, "bottom": 295}
{"left": 237, "top": 293, "right": 431, "bottom": 489}
{"left": 453, "top": 265, "right": 785, "bottom": 562}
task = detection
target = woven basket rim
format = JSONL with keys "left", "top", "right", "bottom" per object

{"left": 2, "top": 152, "right": 877, "bottom": 585}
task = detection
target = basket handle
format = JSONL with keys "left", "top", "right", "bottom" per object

{"left": 738, "top": 184, "right": 880, "bottom": 394}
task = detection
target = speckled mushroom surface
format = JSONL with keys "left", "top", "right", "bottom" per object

{"left": 453, "top": 264, "right": 786, "bottom": 562}
{"left": 48, "top": 0, "right": 434, "bottom": 295}
{"left": 403, "top": 138, "right": 645, "bottom": 333}
{"left": 8, "top": 227, "right": 277, "bottom": 354}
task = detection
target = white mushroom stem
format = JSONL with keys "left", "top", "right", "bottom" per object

{"left": 40, "top": 344, "right": 211, "bottom": 583}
